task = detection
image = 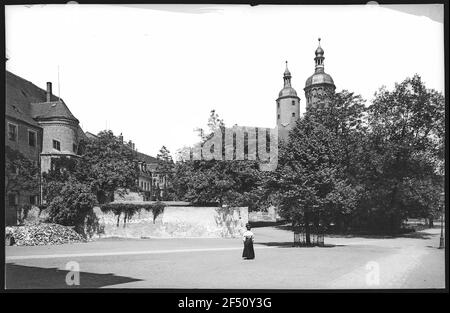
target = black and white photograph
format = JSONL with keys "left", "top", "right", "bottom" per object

{"left": 2, "top": 1, "right": 447, "bottom": 296}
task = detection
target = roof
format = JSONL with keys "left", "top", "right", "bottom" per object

{"left": 30, "top": 100, "right": 79, "bottom": 122}
{"left": 5, "top": 71, "right": 46, "bottom": 127}
{"left": 305, "top": 72, "right": 335, "bottom": 89}
{"left": 85, "top": 131, "right": 99, "bottom": 139}
{"left": 278, "top": 86, "right": 298, "bottom": 98}
{"left": 6, "top": 70, "right": 79, "bottom": 125}
{"left": 135, "top": 151, "right": 159, "bottom": 164}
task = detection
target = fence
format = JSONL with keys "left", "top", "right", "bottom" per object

{"left": 293, "top": 225, "right": 324, "bottom": 247}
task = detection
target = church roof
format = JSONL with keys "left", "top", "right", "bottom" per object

{"left": 278, "top": 87, "right": 298, "bottom": 98}
{"left": 305, "top": 72, "right": 335, "bottom": 89}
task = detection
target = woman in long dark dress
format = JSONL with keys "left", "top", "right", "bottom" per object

{"left": 242, "top": 223, "right": 255, "bottom": 260}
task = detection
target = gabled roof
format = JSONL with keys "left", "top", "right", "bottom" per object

{"left": 6, "top": 70, "right": 79, "bottom": 124}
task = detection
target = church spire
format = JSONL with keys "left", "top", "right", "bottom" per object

{"left": 283, "top": 60, "right": 292, "bottom": 88}
{"left": 314, "top": 38, "right": 325, "bottom": 73}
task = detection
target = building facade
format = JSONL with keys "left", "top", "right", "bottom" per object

{"left": 5, "top": 70, "right": 86, "bottom": 224}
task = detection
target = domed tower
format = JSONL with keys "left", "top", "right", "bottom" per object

{"left": 276, "top": 61, "right": 300, "bottom": 142}
{"left": 304, "top": 38, "right": 336, "bottom": 109}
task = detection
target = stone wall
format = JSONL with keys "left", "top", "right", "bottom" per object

{"left": 89, "top": 206, "right": 248, "bottom": 239}
{"left": 248, "top": 206, "right": 280, "bottom": 222}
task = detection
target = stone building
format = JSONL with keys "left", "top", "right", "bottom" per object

{"left": 304, "top": 38, "right": 336, "bottom": 109}
{"left": 5, "top": 70, "right": 86, "bottom": 224}
{"left": 276, "top": 38, "right": 336, "bottom": 142}
{"left": 276, "top": 61, "right": 301, "bottom": 142}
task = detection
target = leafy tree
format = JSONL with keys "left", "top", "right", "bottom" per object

{"left": 173, "top": 159, "right": 262, "bottom": 208}
{"left": 266, "top": 112, "right": 358, "bottom": 244}
{"left": 156, "top": 146, "right": 175, "bottom": 200}
{"left": 5, "top": 146, "right": 40, "bottom": 202}
{"left": 361, "top": 74, "right": 445, "bottom": 232}
{"left": 76, "top": 130, "right": 140, "bottom": 204}
{"left": 173, "top": 110, "right": 262, "bottom": 208}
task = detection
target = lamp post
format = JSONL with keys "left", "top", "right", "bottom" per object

{"left": 439, "top": 192, "right": 445, "bottom": 249}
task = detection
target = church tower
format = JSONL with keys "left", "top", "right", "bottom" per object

{"left": 304, "top": 38, "right": 336, "bottom": 109}
{"left": 276, "top": 61, "right": 300, "bottom": 142}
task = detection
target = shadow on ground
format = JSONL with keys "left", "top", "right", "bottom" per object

{"left": 256, "top": 242, "right": 342, "bottom": 248}
{"left": 274, "top": 224, "right": 436, "bottom": 240}
{"left": 249, "top": 221, "right": 287, "bottom": 228}
{"left": 5, "top": 263, "right": 142, "bottom": 289}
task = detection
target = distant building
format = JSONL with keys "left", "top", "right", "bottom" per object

{"left": 5, "top": 70, "right": 86, "bottom": 224}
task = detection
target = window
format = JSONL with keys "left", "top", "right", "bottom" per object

{"left": 73, "top": 143, "right": 78, "bottom": 153}
{"left": 30, "top": 195, "right": 37, "bottom": 205}
{"left": 277, "top": 114, "right": 280, "bottom": 120}
{"left": 53, "top": 140, "right": 61, "bottom": 151}
{"left": 8, "top": 194, "right": 17, "bottom": 206}
{"left": 292, "top": 100, "right": 295, "bottom": 106}
{"left": 292, "top": 112, "right": 296, "bottom": 117}
{"left": 28, "top": 130, "right": 36, "bottom": 147}
{"left": 8, "top": 123, "right": 17, "bottom": 141}
{"left": 277, "top": 102, "right": 280, "bottom": 108}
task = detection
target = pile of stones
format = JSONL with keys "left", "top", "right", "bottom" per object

{"left": 5, "top": 223, "right": 85, "bottom": 246}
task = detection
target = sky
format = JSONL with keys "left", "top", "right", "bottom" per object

{"left": 5, "top": 4, "right": 444, "bottom": 158}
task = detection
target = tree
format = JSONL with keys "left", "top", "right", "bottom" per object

{"left": 173, "top": 159, "right": 262, "bottom": 208}
{"left": 266, "top": 112, "right": 358, "bottom": 244}
{"left": 173, "top": 110, "right": 262, "bottom": 208}
{"left": 76, "top": 130, "right": 140, "bottom": 204}
{"left": 156, "top": 145, "right": 175, "bottom": 200}
{"left": 361, "top": 74, "right": 445, "bottom": 233}
{"left": 5, "top": 146, "right": 40, "bottom": 204}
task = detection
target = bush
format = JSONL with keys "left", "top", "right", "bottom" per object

{"left": 47, "top": 178, "right": 97, "bottom": 231}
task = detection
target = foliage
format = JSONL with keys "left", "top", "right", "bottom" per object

{"left": 265, "top": 112, "right": 358, "bottom": 243}
{"left": 76, "top": 130, "right": 140, "bottom": 204}
{"left": 156, "top": 145, "right": 176, "bottom": 201}
{"left": 173, "top": 159, "right": 262, "bottom": 209}
{"left": 355, "top": 74, "right": 445, "bottom": 232}
{"left": 100, "top": 201, "right": 166, "bottom": 224}
{"left": 5, "top": 146, "right": 40, "bottom": 197}
{"left": 46, "top": 177, "right": 97, "bottom": 231}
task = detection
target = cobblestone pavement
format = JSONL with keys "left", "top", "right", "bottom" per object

{"left": 5, "top": 226, "right": 445, "bottom": 289}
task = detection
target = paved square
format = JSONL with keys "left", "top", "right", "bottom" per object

{"left": 5, "top": 226, "right": 445, "bottom": 289}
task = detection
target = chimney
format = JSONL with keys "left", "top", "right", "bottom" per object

{"left": 46, "top": 82, "right": 52, "bottom": 102}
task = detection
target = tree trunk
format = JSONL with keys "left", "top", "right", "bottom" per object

{"left": 304, "top": 211, "right": 311, "bottom": 246}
